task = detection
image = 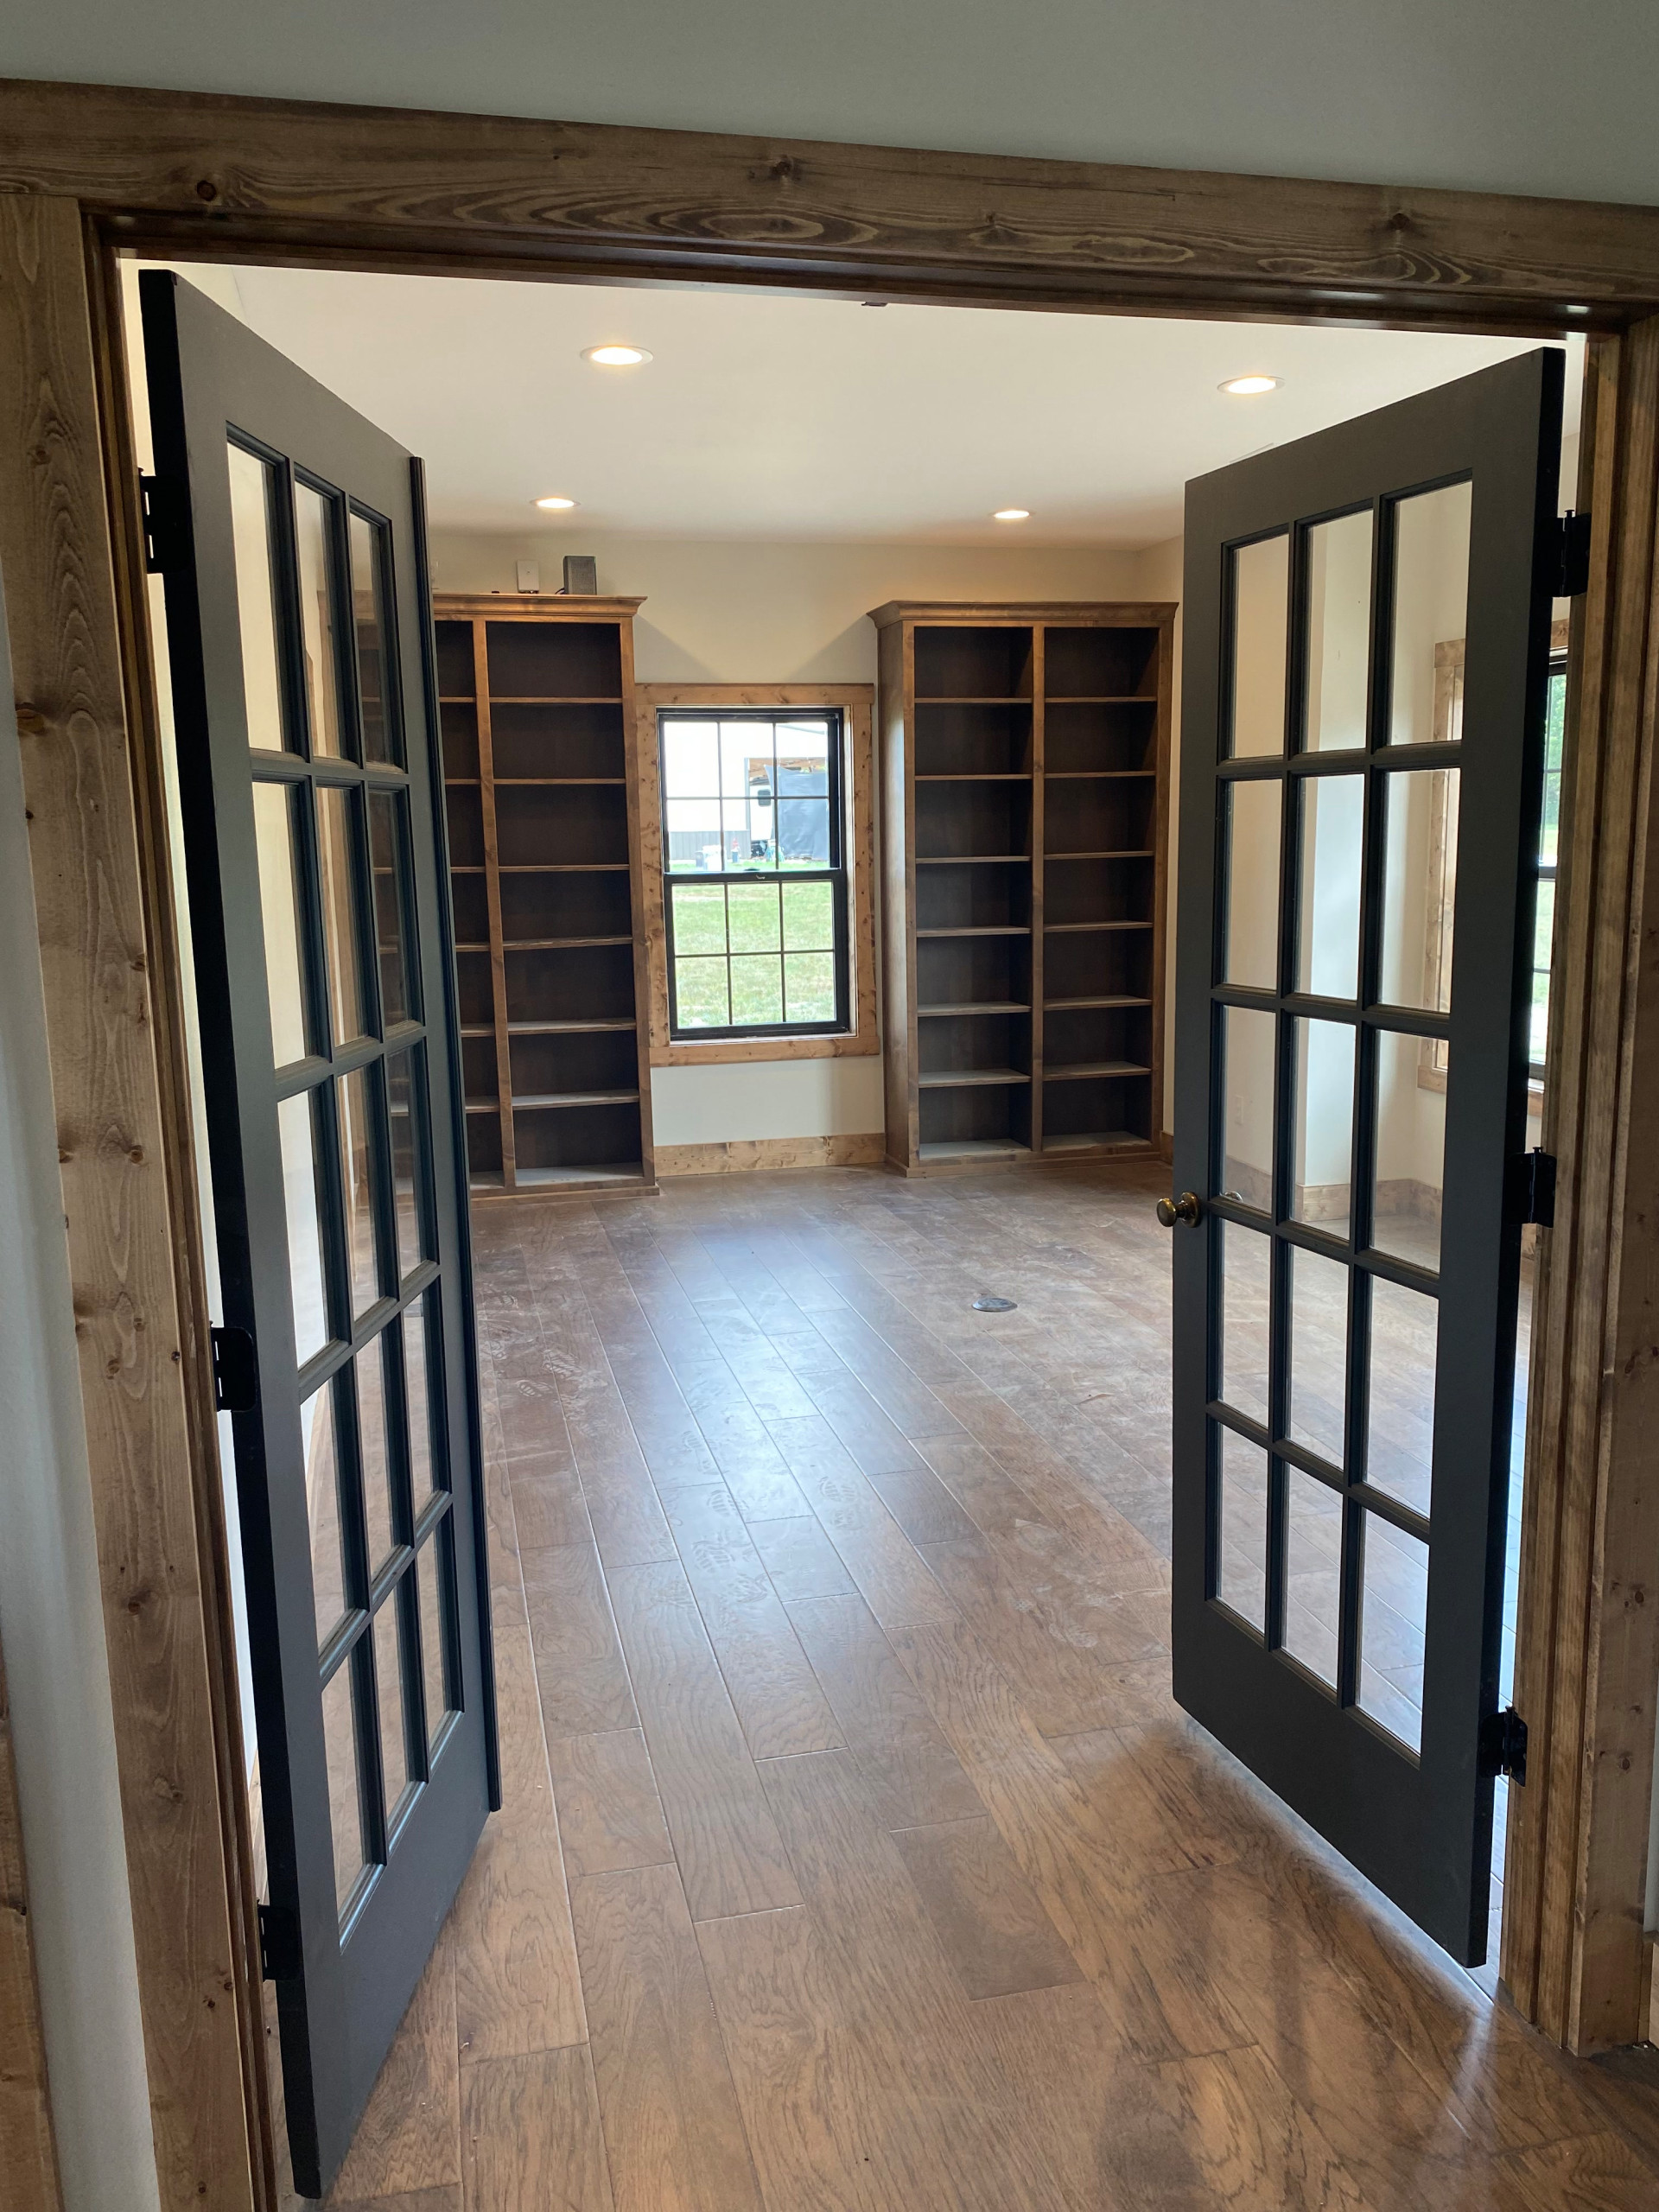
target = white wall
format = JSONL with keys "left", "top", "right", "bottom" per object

{"left": 0, "top": 573, "right": 162, "bottom": 2212}
{"left": 10, "top": 3, "right": 1659, "bottom": 206}
{"left": 430, "top": 530, "right": 1154, "bottom": 1146}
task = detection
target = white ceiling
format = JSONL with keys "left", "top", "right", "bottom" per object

{"left": 213, "top": 264, "right": 1576, "bottom": 548}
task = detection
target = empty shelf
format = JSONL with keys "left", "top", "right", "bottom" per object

{"left": 1045, "top": 995, "right": 1153, "bottom": 1010}
{"left": 916, "top": 695, "right": 1033, "bottom": 706}
{"left": 1044, "top": 1061, "right": 1152, "bottom": 1082}
{"left": 1044, "top": 769, "right": 1156, "bottom": 780}
{"left": 1042, "top": 1129, "right": 1153, "bottom": 1154}
{"left": 460, "top": 1023, "right": 493, "bottom": 1038}
{"left": 463, "top": 1097, "right": 499, "bottom": 1115}
{"left": 917, "top": 1001, "right": 1031, "bottom": 1017}
{"left": 467, "top": 1170, "right": 505, "bottom": 1192}
{"left": 514, "top": 1088, "right": 641, "bottom": 1109}
{"left": 915, "top": 772, "right": 1032, "bottom": 782}
{"left": 513, "top": 1161, "right": 646, "bottom": 1189}
{"left": 504, "top": 934, "right": 633, "bottom": 950}
{"left": 508, "top": 1017, "right": 637, "bottom": 1035}
{"left": 1045, "top": 848, "right": 1154, "bottom": 861}
{"left": 915, "top": 853, "right": 1029, "bottom": 865}
{"left": 486, "top": 694, "right": 624, "bottom": 706}
{"left": 917, "top": 1067, "right": 1031, "bottom": 1089}
{"left": 438, "top": 695, "right": 476, "bottom": 706}
{"left": 916, "top": 925, "right": 1031, "bottom": 938}
{"left": 1044, "top": 694, "right": 1157, "bottom": 704}
{"left": 494, "top": 777, "right": 626, "bottom": 786}
{"left": 498, "top": 861, "right": 631, "bottom": 874}
{"left": 918, "top": 1137, "right": 1033, "bottom": 1161}
{"left": 1043, "top": 919, "right": 1154, "bottom": 933}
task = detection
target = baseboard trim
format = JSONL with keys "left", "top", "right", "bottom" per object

{"left": 656, "top": 1133, "right": 886, "bottom": 1177}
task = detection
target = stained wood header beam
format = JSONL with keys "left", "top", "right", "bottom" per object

{"left": 1, "top": 76, "right": 1658, "bottom": 334}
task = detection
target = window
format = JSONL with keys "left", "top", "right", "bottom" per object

{"left": 658, "top": 709, "right": 849, "bottom": 1038}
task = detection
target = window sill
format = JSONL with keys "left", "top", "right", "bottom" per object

{"left": 656, "top": 1028, "right": 878, "bottom": 1066}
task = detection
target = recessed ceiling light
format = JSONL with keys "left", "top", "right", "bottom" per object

{"left": 993, "top": 508, "right": 1031, "bottom": 522}
{"left": 1220, "top": 374, "right": 1281, "bottom": 396}
{"left": 534, "top": 495, "right": 578, "bottom": 511}
{"left": 582, "top": 344, "right": 652, "bottom": 367}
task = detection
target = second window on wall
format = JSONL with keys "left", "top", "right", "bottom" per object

{"left": 658, "top": 709, "right": 850, "bottom": 1038}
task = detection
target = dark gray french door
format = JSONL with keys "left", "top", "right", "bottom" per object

{"left": 1169, "top": 349, "right": 1562, "bottom": 1963}
{"left": 141, "top": 271, "right": 497, "bottom": 2196}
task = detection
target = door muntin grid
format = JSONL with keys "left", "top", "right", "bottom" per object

{"left": 1204, "top": 479, "right": 1475, "bottom": 1759}
{"left": 234, "top": 433, "right": 461, "bottom": 1929}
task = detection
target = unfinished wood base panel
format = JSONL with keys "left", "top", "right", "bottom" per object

{"left": 0, "top": 194, "right": 261, "bottom": 2209}
{"left": 311, "top": 1168, "right": 1659, "bottom": 2210}
{"left": 656, "top": 1135, "right": 886, "bottom": 1176}
{"left": 1503, "top": 319, "right": 1659, "bottom": 2054}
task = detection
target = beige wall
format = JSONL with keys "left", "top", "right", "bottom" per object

{"left": 431, "top": 530, "right": 1160, "bottom": 1147}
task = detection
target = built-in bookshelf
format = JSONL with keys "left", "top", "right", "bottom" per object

{"left": 432, "top": 594, "right": 655, "bottom": 1198}
{"left": 870, "top": 600, "right": 1174, "bottom": 1175}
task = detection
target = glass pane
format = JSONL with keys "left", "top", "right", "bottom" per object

{"left": 662, "top": 718, "right": 720, "bottom": 798}
{"left": 322, "top": 1655, "right": 367, "bottom": 1915}
{"left": 776, "top": 717, "right": 831, "bottom": 794}
{"left": 782, "top": 878, "right": 835, "bottom": 951}
{"left": 675, "top": 957, "right": 730, "bottom": 1029}
{"left": 1292, "top": 1018, "right": 1355, "bottom": 1238}
{"left": 1532, "top": 878, "right": 1555, "bottom": 1069}
{"left": 386, "top": 1051, "right": 428, "bottom": 1282}
{"left": 727, "top": 880, "right": 782, "bottom": 952}
{"left": 348, "top": 510, "right": 396, "bottom": 765}
{"left": 1541, "top": 667, "right": 1566, "bottom": 868}
{"left": 1296, "top": 775, "right": 1363, "bottom": 999}
{"left": 374, "top": 1594, "right": 413, "bottom": 1819}
{"left": 357, "top": 1338, "right": 395, "bottom": 1575}
{"left": 1387, "top": 483, "right": 1471, "bottom": 748}
{"left": 338, "top": 1068, "right": 382, "bottom": 1319}
{"left": 294, "top": 482, "right": 346, "bottom": 759}
{"left": 1217, "top": 1220, "right": 1271, "bottom": 1426}
{"left": 1222, "top": 779, "right": 1281, "bottom": 990}
{"left": 1380, "top": 768, "right": 1458, "bottom": 1013}
{"left": 1227, "top": 535, "right": 1289, "bottom": 759}
{"left": 720, "top": 720, "right": 766, "bottom": 798}
{"left": 315, "top": 784, "right": 365, "bottom": 1045}
{"left": 227, "top": 443, "right": 289, "bottom": 752}
{"left": 777, "top": 798, "right": 831, "bottom": 866}
{"left": 1374, "top": 1031, "right": 1445, "bottom": 1271}
{"left": 1366, "top": 1275, "right": 1438, "bottom": 1516}
{"left": 404, "top": 1296, "right": 439, "bottom": 1503}
{"left": 1288, "top": 1246, "right": 1348, "bottom": 1467}
{"left": 730, "top": 954, "right": 784, "bottom": 1027}
{"left": 664, "top": 796, "right": 724, "bottom": 873}
{"left": 367, "top": 791, "right": 413, "bottom": 1027}
{"left": 1218, "top": 1006, "right": 1274, "bottom": 1210}
{"left": 279, "top": 1090, "right": 329, "bottom": 1363}
{"left": 252, "top": 782, "right": 308, "bottom": 1065}
{"left": 417, "top": 1530, "right": 454, "bottom": 1755}
{"left": 784, "top": 951, "right": 836, "bottom": 1023}
{"left": 1358, "top": 1515, "right": 1429, "bottom": 1753}
{"left": 1283, "top": 1468, "right": 1342, "bottom": 1686}
{"left": 671, "top": 880, "right": 727, "bottom": 954}
{"left": 1302, "top": 510, "right": 1371, "bottom": 753}
{"left": 1217, "top": 1426, "right": 1268, "bottom": 1630}
{"left": 303, "top": 1383, "right": 347, "bottom": 1650}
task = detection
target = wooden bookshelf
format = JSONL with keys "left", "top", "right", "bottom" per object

{"left": 432, "top": 594, "right": 655, "bottom": 1198}
{"left": 870, "top": 600, "right": 1174, "bottom": 1176}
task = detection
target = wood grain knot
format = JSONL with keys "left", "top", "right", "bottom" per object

{"left": 766, "top": 156, "right": 798, "bottom": 184}
{"left": 14, "top": 701, "right": 47, "bottom": 734}
{"left": 195, "top": 179, "right": 219, "bottom": 201}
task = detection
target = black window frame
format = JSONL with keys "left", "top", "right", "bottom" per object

{"left": 658, "top": 705, "right": 852, "bottom": 1040}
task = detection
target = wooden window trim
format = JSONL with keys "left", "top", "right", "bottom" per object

{"left": 638, "top": 685, "right": 877, "bottom": 1065}
{"left": 3, "top": 80, "right": 1659, "bottom": 2212}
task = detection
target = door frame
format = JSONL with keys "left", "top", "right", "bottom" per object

{"left": 3, "top": 77, "right": 1658, "bottom": 2209}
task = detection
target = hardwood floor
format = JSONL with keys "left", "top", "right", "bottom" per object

{"left": 286, "top": 1162, "right": 1658, "bottom": 2210}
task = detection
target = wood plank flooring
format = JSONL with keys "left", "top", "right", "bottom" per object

{"left": 283, "top": 1163, "right": 1659, "bottom": 2210}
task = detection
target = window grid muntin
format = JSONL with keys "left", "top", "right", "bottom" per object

{"left": 1205, "top": 478, "right": 1474, "bottom": 1754}
{"left": 659, "top": 709, "right": 851, "bottom": 1039}
{"left": 233, "top": 439, "right": 457, "bottom": 1927}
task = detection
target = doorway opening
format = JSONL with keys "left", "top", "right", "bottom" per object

{"left": 117, "top": 255, "right": 1601, "bottom": 2202}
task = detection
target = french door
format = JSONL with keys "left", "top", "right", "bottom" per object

{"left": 141, "top": 271, "right": 497, "bottom": 2196}
{"left": 1169, "top": 349, "right": 1562, "bottom": 1963}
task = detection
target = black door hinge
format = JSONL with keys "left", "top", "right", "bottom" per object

{"left": 1479, "top": 1706, "right": 1529, "bottom": 1784}
{"left": 1553, "top": 510, "right": 1592, "bottom": 597}
{"left": 138, "top": 471, "right": 189, "bottom": 574}
{"left": 257, "top": 1902, "right": 301, "bottom": 1981}
{"left": 210, "top": 1325, "right": 258, "bottom": 1414}
{"left": 1506, "top": 1147, "right": 1557, "bottom": 1228}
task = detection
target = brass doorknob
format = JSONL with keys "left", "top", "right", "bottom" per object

{"left": 1157, "top": 1191, "right": 1201, "bottom": 1228}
